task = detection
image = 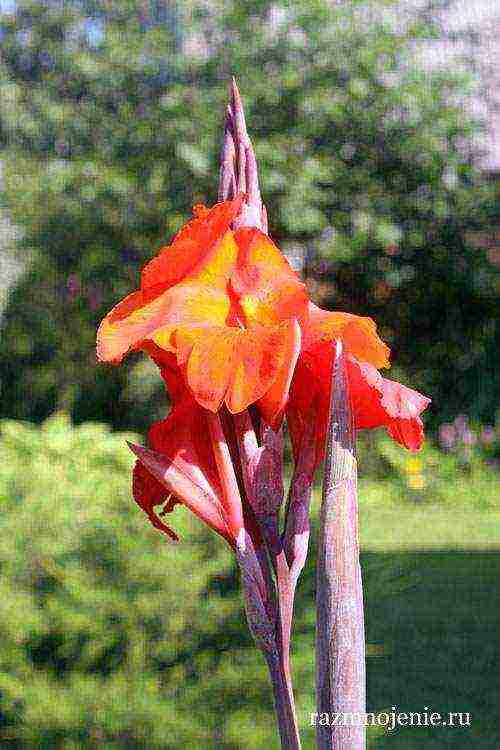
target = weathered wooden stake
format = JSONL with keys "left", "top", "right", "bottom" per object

{"left": 316, "top": 341, "right": 366, "bottom": 749}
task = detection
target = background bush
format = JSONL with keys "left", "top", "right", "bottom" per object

{"left": 0, "top": 415, "right": 498, "bottom": 747}
{"left": 0, "top": 414, "right": 304, "bottom": 747}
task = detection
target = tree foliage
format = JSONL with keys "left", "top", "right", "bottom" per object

{"left": 0, "top": 0, "right": 497, "bottom": 431}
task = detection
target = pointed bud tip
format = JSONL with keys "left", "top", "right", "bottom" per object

{"left": 126, "top": 441, "right": 167, "bottom": 473}
{"left": 230, "top": 77, "right": 248, "bottom": 141}
{"left": 230, "top": 78, "right": 241, "bottom": 114}
{"left": 126, "top": 440, "right": 143, "bottom": 457}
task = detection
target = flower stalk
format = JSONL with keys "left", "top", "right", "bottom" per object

{"left": 219, "top": 82, "right": 301, "bottom": 749}
{"left": 316, "top": 341, "right": 366, "bottom": 749}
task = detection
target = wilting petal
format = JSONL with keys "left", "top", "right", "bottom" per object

{"left": 141, "top": 195, "right": 244, "bottom": 290}
{"left": 132, "top": 459, "right": 180, "bottom": 542}
{"left": 347, "top": 358, "right": 431, "bottom": 450}
{"left": 148, "top": 395, "right": 222, "bottom": 503}
{"left": 128, "top": 442, "right": 232, "bottom": 544}
{"left": 206, "top": 411, "right": 245, "bottom": 544}
{"left": 231, "top": 228, "right": 308, "bottom": 326}
{"left": 129, "top": 352, "right": 236, "bottom": 544}
{"left": 300, "top": 302, "right": 390, "bottom": 369}
{"left": 287, "top": 344, "right": 430, "bottom": 472}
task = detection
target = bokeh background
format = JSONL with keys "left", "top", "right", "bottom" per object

{"left": 0, "top": 0, "right": 498, "bottom": 747}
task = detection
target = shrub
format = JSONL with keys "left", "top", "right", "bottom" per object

{"left": 0, "top": 413, "right": 312, "bottom": 747}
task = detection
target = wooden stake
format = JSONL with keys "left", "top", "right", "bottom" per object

{"left": 316, "top": 341, "right": 366, "bottom": 749}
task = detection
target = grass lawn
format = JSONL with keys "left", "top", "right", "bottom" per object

{"left": 295, "top": 504, "right": 500, "bottom": 748}
{"left": 361, "top": 506, "right": 500, "bottom": 552}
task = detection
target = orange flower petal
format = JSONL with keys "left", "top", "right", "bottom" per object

{"left": 257, "top": 319, "right": 302, "bottom": 429}
{"left": 97, "top": 286, "right": 171, "bottom": 363}
{"left": 97, "top": 230, "right": 240, "bottom": 363}
{"left": 170, "top": 320, "right": 302, "bottom": 418}
{"left": 349, "top": 358, "right": 431, "bottom": 450}
{"left": 188, "top": 228, "right": 239, "bottom": 288}
{"left": 177, "top": 325, "right": 242, "bottom": 412}
{"left": 287, "top": 346, "right": 430, "bottom": 473}
{"left": 231, "top": 228, "right": 308, "bottom": 326}
{"left": 225, "top": 325, "right": 283, "bottom": 414}
{"left": 141, "top": 195, "right": 244, "bottom": 291}
{"left": 300, "top": 302, "right": 391, "bottom": 369}
{"left": 97, "top": 282, "right": 230, "bottom": 363}
{"left": 175, "top": 323, "right": 284, "bottom": 415}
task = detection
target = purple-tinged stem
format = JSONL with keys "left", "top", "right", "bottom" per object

{"left": 236, "top": 531, "right": 298, "bottom": 749}
{"left": 218, "top": 80, "right": 301, "bottom": 749}
{"left": 316, "top": 342, "right": 366, "bottom": 750}
{"left": 264, "top": 648, "right": 301, "bottom": 750}
{"left": 283, "top": 419, "right": 316, "bottom": 591}
{"left": 233, "top": 411, "right": 301, "bottom": 749}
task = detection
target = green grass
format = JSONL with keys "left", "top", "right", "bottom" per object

{"left": 361, "top": 549, "right": 500, "bottom": 749}
{"left": 293, "top": 503, "right": 500, "bottom": 748}
{"left": 360, "top": 506, "right": 500, "bottom": 551}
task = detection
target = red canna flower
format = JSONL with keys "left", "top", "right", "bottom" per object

{"left": 97, "top": 191, "right": 429, "bottom": 484}
{"left": 97, "top": 198, "right": 394, "bottom": 430}
{"left": 97, "top": 196, "right": 307, "bottom": 426}
{"left": 97, "top": 192, "right": 429, "bottom": 516}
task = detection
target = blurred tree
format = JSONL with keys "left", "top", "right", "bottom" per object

{"left": 0, "top": 0, "right": 497, "bottom": 431}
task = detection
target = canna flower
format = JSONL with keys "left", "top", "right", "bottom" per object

{"left": 97, "top": 197, "right": 392, "bottom": 429}
{"left": 97, "top": 195, "right": 429, "bottom": 485}
{"left": 97, "top": 196, "right": 306, "bottom": 426}
{"left": 95, "top": 80, "right": 431, "bottom": 749}
{"left": 97, "top": 78, "right": 429, "bottom": 553}
{"left": 97, "top": 191, "right": 429, "bottom": 497}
